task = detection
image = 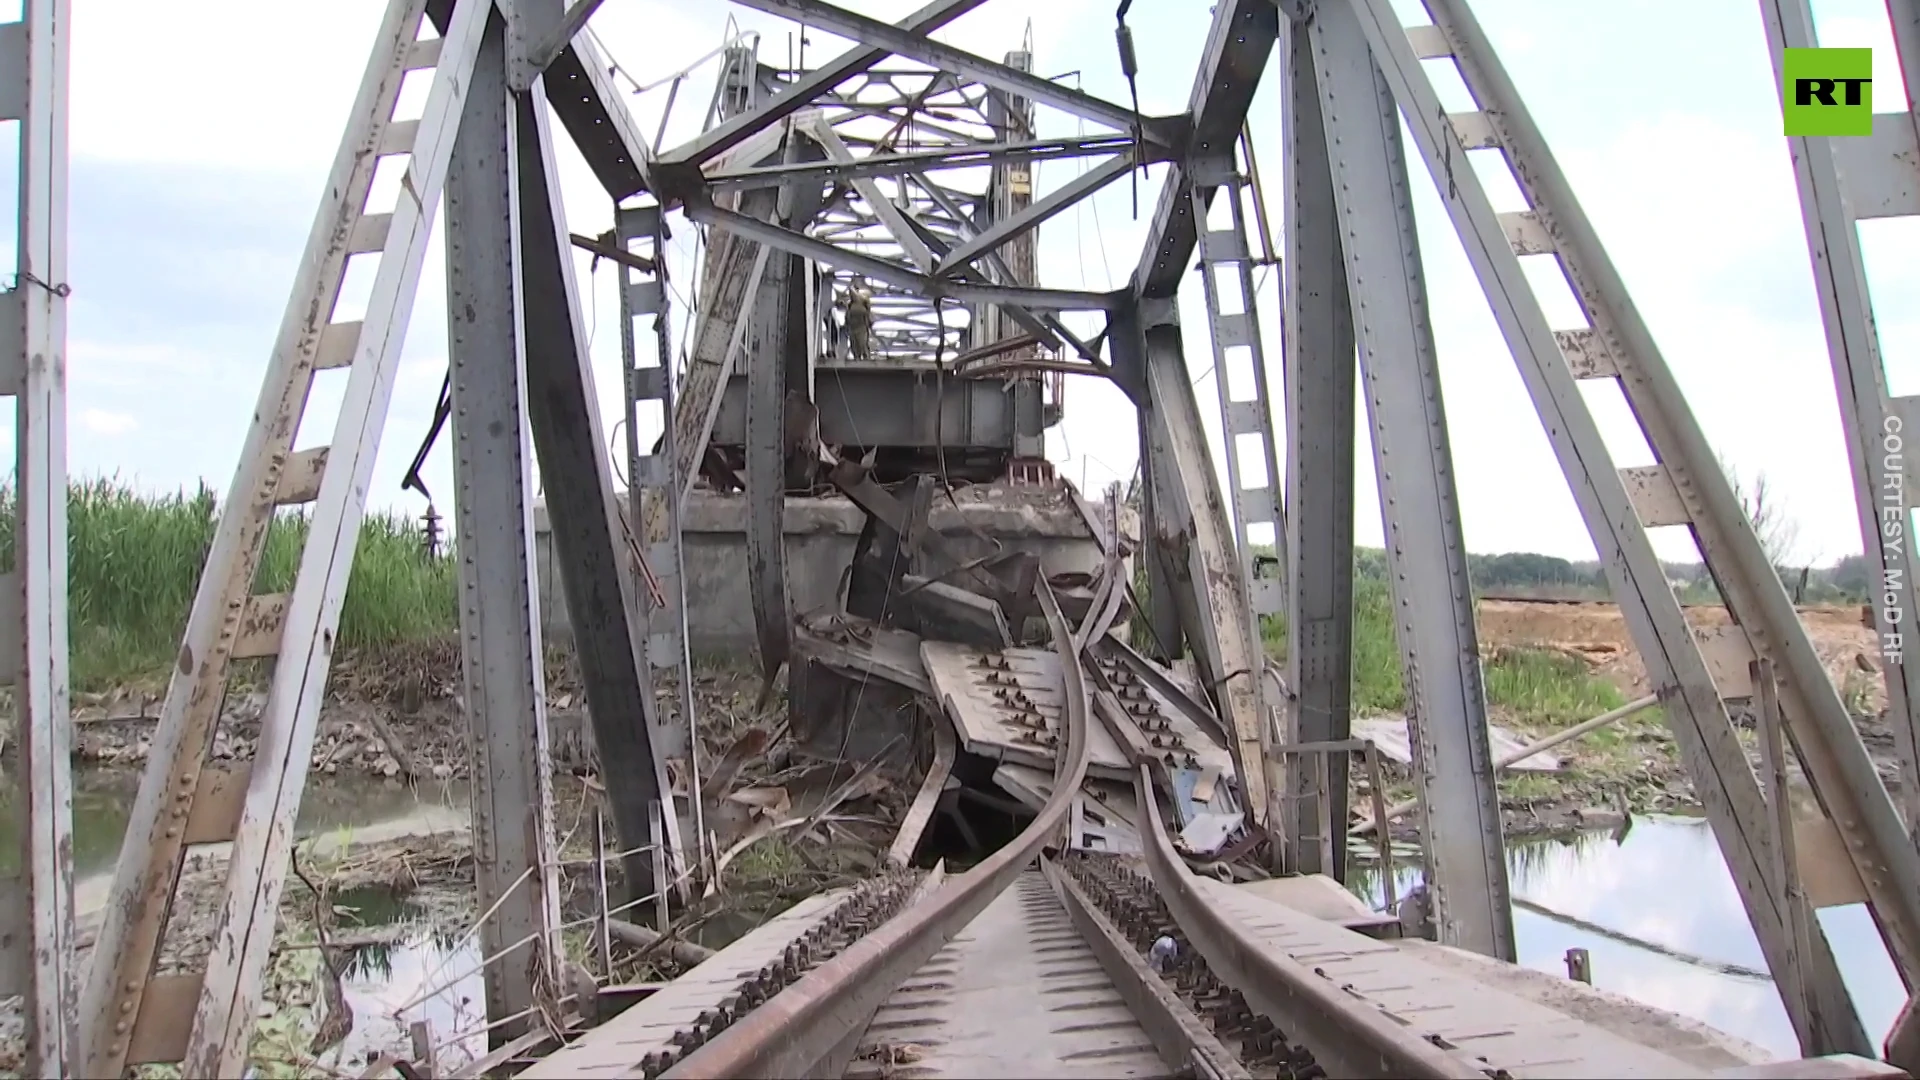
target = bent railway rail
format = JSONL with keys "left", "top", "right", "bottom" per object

{"left": 659, "top": 575, "right": 1097, "bottom": 1079}
{"left": 519, "top": 571, "right": 1887, "bottom": 1080}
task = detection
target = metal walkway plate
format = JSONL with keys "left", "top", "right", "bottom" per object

{"left": 844, "top": 871, "right": 1172, "bottom": 1079}
{"left": 521, "top": 889, "right": 858, "bottom": 1078}
{"left": 1191, "top": 876, "right": 1707, "bottom": 1078}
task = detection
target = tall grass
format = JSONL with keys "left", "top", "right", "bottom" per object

{"left": 1265, "top": 574, "right": 1627, "bottom": 727}
{"left": 30, "top": 480, "right": 1627, "bottom": 722}
{"left": 1214, "top": 551, "right": 1630, "bottom": 732}
{"left": 0, "top": 478, "right": 456, "bottom": 689}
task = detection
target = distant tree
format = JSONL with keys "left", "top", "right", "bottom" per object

{"left": 1473, "top": 551, "right": 1582, "bottom": 588}
{"left": 1830, "top": 553, "right": 1872, "bottom": 600}
{"left": 1721, "top": 456, "right": 1802, "bottom": 569}
{"left": 1354, "top": 548, "right": 1390, "bottom": 581}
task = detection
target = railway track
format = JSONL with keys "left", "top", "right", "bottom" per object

{"left": 520, "top": 574, "right": 1889, "bottom": 1080}
{"left": 528, "top": 573, "right": 1446, "bottom": 1080}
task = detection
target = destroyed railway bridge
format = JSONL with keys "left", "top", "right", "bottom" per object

{"left": 5, "top": 0, "right": 1920, "bottom": 1076}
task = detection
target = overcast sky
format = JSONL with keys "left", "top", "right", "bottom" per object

{"left": 11, "top": 0, "right": 1917, "bottom": 565}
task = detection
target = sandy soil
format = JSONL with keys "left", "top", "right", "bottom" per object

{"left": 1475, "top": 598, "right": 1885, "bottom": 713}
{"left": 1357, "top": 598, "right": 1904, "bottom": 839}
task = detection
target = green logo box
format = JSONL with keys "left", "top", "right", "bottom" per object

{"left": 1782, "top": 47, "right": 1874, "bottom": 136}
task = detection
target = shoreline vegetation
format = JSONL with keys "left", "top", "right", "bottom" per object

{"left": 33, "top": 478, "right": 1895, "bottom": 835}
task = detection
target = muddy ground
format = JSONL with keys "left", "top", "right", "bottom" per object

{"left": 1475, "top": 599, "right": 1887, "bottom": 717}
{"left": 1452, "top": 598, "right": 1901, "bottom": 839}
{"left": 63, "top": 599, "right": 1906, "bottom": 847}
{"left": 68, "top": 640, "right": 727, "bottom": 783}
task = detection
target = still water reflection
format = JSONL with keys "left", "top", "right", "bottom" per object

{"left": 0, "top": 768, "right": 489, "bottom": 1068}
{"left": 0, "top": 767, "right": 472, "bottom": 881}
{"left": 1352, "top": 815, "right": 1905, "bottom": 1058}
{"left": 329, "top": 886, "right": 487, "bottom": 1068}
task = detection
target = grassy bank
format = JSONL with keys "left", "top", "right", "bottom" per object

{"left": 1258, "top": 574, "right": 1633, "bottom": 726}
{"left": 1126, "top": 553, "right": 1666, "bottom": 814}
{"left": 46, "top": 481, "right": 1644, "bottom": 759}
{"left": 25, "top": 478, "right": 456, "bottom": 689}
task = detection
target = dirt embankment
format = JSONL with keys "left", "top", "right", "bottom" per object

{"left": 64, "top": 599, "right": 1903, "bottom": 838}
{"left": 1476, "top": 599, "right": 1886, "bottom": 716}
{"left": 1448, "top": 598, "right": 1902, "bottom": 838}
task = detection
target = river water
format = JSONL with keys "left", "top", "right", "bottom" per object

{"left": 1353, "top": 815, "right": 1906, "bottom": 1058}
{"left": 0, "top": 768, "right": 492, "bottom": 1067}
{"left": 0, "top": 770, "right": 1907, "bottom": 1064}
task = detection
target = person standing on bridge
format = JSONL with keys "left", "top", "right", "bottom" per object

{"left": 844, "top": 276, "right": 874, "bottom": 361}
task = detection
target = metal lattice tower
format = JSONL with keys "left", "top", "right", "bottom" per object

{"left": 1, "top": 2, "right": 76, "bottom": 1076}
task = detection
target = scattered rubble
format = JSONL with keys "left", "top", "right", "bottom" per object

{"left": 782, "top": 465, "right": 1253, "bottom": 869}
{"left": 65, "top": 644, "right": 781, "bottom": 788}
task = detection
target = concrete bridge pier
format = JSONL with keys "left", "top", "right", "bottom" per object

{"left": 532, "top": 484, "right": 1123, "bottom": 660}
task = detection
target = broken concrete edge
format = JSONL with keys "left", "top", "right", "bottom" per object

{"left": 534, "top": 482, "right": 1125, "bottom": 657}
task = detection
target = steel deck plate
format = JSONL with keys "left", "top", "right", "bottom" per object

{"left": 520, "top": 889, "right": 857, "bottom": 1078}
{"left": 844, "top": 871, "right": 1173, "bottom": 1079}
{"left": 1191, "top": 876, "right": 1709, "bottom": 1078}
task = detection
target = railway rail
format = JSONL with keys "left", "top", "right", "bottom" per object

{"left": 521, "top": 571, "right": 1884, "bottom": 1080}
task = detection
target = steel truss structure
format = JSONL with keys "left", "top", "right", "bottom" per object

{"left": 1, "top": 2, "right": 76, "bottom": 1078}
{"left": 2, "top": 0, "right": 1913, "bottom": 1073}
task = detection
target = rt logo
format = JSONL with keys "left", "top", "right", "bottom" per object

{"left": 1782, "top": 47, "right": 1874, "bottom": 136}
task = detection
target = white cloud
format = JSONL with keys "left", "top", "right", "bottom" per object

{"left": 48, "top": 0, "right": 1920, "bottom": 568}
{"left": 79, "top": 407, "right": 137, "bottom": 436}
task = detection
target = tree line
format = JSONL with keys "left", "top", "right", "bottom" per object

{"left": 1442, "top": 549, "right": 1872, "bottom": 605}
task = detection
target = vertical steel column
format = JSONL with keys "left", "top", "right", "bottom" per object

{"left": 996, "top": 49, "right": 1047, "bottom": 462}
{"left": 3, "top": 1, "right": 76, "bottom": 1074}
{"left": 1310, "top": 0, "right": 1510, "bottom": 958}
{"left": 745, "top": 127, "right": 797, "bottom": 688}
{"left": 620, "top": 24, "right": 752, "bottom": 788}
{"left": 1136, "top": 408, "right": 1187, "bottom": 663}
{"left": 616, "top": 202, "right": 697, "bottom": 761}
{"left": 446, "top": 10, "right": 563, "bottom": 1037}
{"left": 520, "top": 110, "right": 685, "bottom": 898}
{"left": 614, "top": 200, "right": 704, "bottom": 875}
{"left": 1759, "top": 0, "right": 1920, "bottom": 837}
{"left": 1277, "top": 12, "right": 1357, "bottom": 881}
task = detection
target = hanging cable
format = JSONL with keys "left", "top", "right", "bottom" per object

{"left": 402, "top": 371, "right": 452, "bottom": 505}
{"left": 1114, "top": 0, "right": 1145, "bottom": 219}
